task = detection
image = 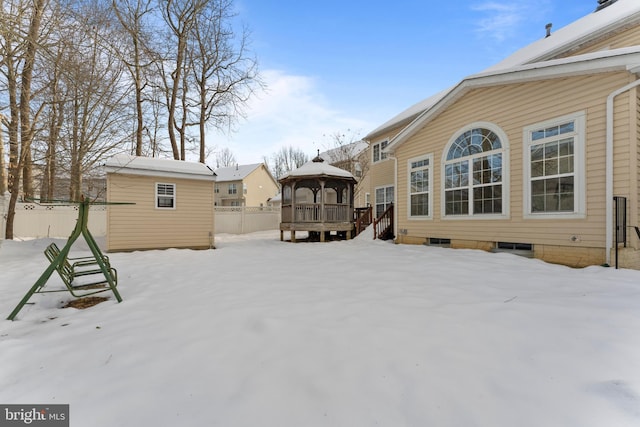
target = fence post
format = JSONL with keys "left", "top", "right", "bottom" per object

{"left": 0, "top": 191, "right": 8, "bottom": 240}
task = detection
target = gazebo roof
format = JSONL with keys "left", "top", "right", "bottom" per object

{"left": 279, "top": 155, "right": 356, "bottom": 183}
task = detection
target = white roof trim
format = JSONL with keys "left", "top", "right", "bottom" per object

{"left": 386, "top": 48, "right": 640, "bottom": 153}
{"left": 104, "top": 154, "right": 217, "bottom": 182}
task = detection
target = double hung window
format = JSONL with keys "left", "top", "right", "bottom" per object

{"left": 524, "top": 112, "right": 585, "bottom": 218}
{"left": 409, "top": 155, "right": 432, "bottom": 218}
{"left": 156, "top": 183, "right": 176, "bottom": 209}
{"left": 375, "top": 186, "right": 394, "bottom": 217}
{"left": 373, "top": 140, "right": 388, "bottom": 163}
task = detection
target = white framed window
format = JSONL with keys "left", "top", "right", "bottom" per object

{"left": 441, "top": 122, "right": 509, "bottom": 219}
{"left": 365, "top": 192, "right": 371, "bottom": 206}
{"left": 156, "top": 183, "right": 176, "bottom": 209}
{"left": 408, "top": 154, "right": 433, "bottom": 219}
{"left": 215, "top": 185, "right": 220, "bottom": 193}
{"left": 523, "top": 112, "right": 585, "bottom": 218}
{"left": 375, "top": 185, "right": 394, "bottom": 218}
{"left": 228, "top": 183, "right": 237, "bottom": 195}
{"left": 243, "top": 183, "right": 247, "bottom": 195}
{"left": 372, "top": 140, "right": 389, "bottom": 163}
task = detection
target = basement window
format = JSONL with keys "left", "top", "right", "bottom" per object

{"left": 426, "top": 237, "right": 451, "bottom": 247}
{"left": 492, "top": 242, "right": 533, "bottom": 257}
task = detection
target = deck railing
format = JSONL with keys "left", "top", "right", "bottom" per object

{"left": 281, "top": 203, "right": 351, "bottom": 223}
{"left": 373, "top": 203, "right": 394, "bottom": 240}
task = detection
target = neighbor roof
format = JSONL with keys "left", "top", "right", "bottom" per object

{"left": 365, "top": 0, "right": 640, "bottom": 141}
{"left": 318, "top": 140, "right": 369, "bottom": 163}
{"left": 104, "top": 154, "right": 216, "bottom": 181}
{"left": 214, "top": 163, "right": 269, "bottom": 182}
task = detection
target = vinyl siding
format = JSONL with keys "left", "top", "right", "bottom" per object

{"left": 394, "top": 71, "right": 635, "bottom": 254}
{"left": 243, "top": 165, "right": 279, "bottom": 207}
{"left": 107, "top": 174, "right": 215, "bottom": 251}
{"left": 368, "top": 127, "right": 401, "bottom": 198}
{"left": 561, "top": 25, "right": 640, "bottom": 58}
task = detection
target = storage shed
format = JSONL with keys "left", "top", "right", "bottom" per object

{"left": 104, "top": 154, "right": 216, "bottom": 252}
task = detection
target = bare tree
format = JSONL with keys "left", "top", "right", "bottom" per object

{"left": 265, "top": 146, "right": 308, "bottom": 180}
{"left": 56, "top": 1, "right": 132, "bottom": 200}
{"left": 215, "top": 146, "right": 235, "bottom": 167}
{"left": 0, "top": 114, "right": 7, "bottom": 194}
{"left": 1, "top": 0, "right": 47, "bottom": 239}
{"left": 112, "top": 0, "right": 156, "bottom": 156}
{"left": 322, "top": 129, "right": 368, "bottom": 179}
{"left": 189, "top": 0, "right": 259, "bottom": 163}
{"left": 157, "top": 0, "right": 206, "bottom": 160}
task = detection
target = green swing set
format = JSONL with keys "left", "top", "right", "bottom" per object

{"left": 7, "top": 198, "right": 127, "bottom": 321}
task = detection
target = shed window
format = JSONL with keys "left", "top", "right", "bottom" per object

{"left": 156, "top": 183, "right": 176, "bottom": 209}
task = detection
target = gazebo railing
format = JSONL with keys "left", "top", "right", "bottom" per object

{"left": 282, "top": 203, "right": 351, "bottom": 223}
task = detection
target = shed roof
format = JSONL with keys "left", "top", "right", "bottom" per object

{"left": 104, "top": 154, "right": 216, "bottom": 181}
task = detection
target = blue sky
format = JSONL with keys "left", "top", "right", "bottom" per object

{"left": 215, "top": 0, "right": 597, "bottom": 165}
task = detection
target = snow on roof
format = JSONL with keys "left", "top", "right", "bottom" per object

{"left": 386, "top": 47, "right": 640, "bottom": 153}
{"left": 318, "top": 140, "right": 369, "bottom": 163}
{"left": 365, "top": 89, "right": 450, "bottom": 140}
{"left": 214, "top": 163, "right": 264, "bottom": 182}
{"left": 279, "top": 158, "right": 356, "bottom": 182}
{"left": 104, "top": 154, "right": 216, "bottom": 181}
{"left": 366, "top": 0, "right": 640, "bottom": 140}
{"left": 486, "top": 0, "right": 640, "bottom": 72}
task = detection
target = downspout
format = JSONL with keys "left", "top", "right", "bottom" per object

{"left": 387, "top": 153, "right": 398, "bottom": 242}
{"left": 606, "top": 77, "right": 640, "bottom": 265}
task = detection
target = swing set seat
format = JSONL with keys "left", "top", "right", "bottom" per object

{"left": 44, "top": 242, "right": 118, "bottom": 297}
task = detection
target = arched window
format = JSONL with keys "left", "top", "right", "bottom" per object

{"left": 443, "top": 124, "right": 508, "bottom": 217}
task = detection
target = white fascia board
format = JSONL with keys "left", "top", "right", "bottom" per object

{"left": 104, "top": 166, "right": 217, "bottom": 181}
{"left": 385, "top": 50, "right": 640, "bottom": 154}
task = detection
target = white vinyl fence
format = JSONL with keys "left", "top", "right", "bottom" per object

{"left": 0, "top": 194, "right": 280, "bottom": 239}
{"left": 214, "top": 206, "right": 280, "bottom": 234}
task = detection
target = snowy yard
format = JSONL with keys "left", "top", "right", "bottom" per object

{"left": 1, "top": 230, "right": 640, "bottom": 426}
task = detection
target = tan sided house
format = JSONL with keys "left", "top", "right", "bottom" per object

{"left": 104, "top": 154, "right": 217, "bottom": 251}
{"left": 214, "top": 163, "right": 279, "bottom": 207}
{"left": 364, "top": 0, "right": 640, "bottom": 268}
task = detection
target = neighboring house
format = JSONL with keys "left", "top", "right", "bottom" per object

{"left": 214, "top": 163, "right": 279, "bottom": 207}
{"left": 318, "top": 140, "right": 370, "bottom": 208}
{"left": 104, "top": 154, "right": 216, "bottom": 252}
{"left": 364, "top": 0, "right": 640, "bottom": 268}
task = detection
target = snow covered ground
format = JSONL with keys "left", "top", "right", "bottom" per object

{"left": 1, "top": 230, "right": 640, "bottom": 426}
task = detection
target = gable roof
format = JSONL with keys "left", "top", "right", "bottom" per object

{"left": 104, "top": 154, "right": 216, "bottom": 181}
{"left": 486, "top": 0, "right": 640, "bottom": 72}
{"left": 318, "top": 140, "right": 369, "bottom": 163}
{"left": 365, "top": 0, "right": 640, "bottom": 142}
{"left": 214, "top": 163, "right": 263, "bottom": 182}
{"left": 386, "top": 47, "right": 640, "bottom": 152}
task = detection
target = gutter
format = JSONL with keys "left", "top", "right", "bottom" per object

{"left": 605, "top": 76, "right": 640, "bottom": 265}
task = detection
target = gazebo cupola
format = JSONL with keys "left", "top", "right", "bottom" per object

{"left": 279, "top": 153, "right": 357, "bottom": 242}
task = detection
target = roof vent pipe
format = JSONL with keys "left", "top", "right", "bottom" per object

{"left": 596, "top": 0, "right": 618, "bottom": 11}
{"left": 545, "top": 23, "right": 552, "bottom": 38}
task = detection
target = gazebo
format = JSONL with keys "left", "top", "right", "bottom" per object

{"left": 279, "top": 154, "right": 357, "bottom": 242}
